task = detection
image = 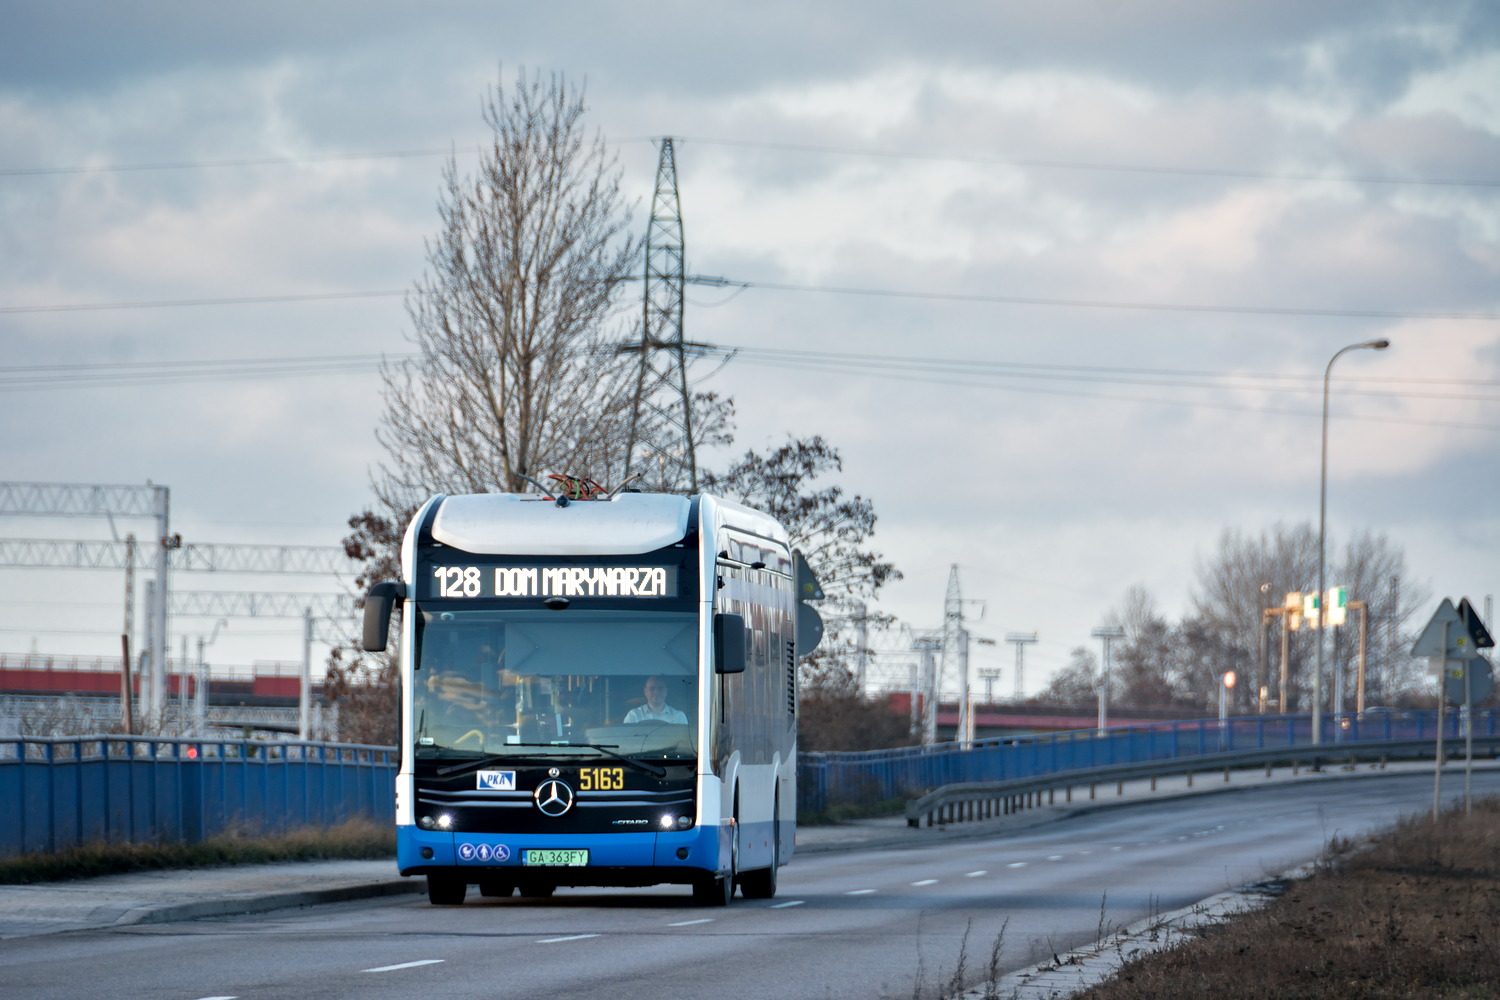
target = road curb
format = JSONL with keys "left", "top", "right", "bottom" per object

{"left": 112, "top": 879, "right": 423, "bottom": 927}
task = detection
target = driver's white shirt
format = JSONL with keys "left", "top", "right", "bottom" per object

{"left": 623, "top": 704, "right": 688, "bottom": 724}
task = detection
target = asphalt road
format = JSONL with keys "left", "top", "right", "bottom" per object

{"left": 2, "top": 770, "right": 1494, "bottom": 1000}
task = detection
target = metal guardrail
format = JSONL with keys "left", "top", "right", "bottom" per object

{"left": 903, "top": 736, "right": 1500, "bottom": 827}
{"left": 0, "top": 734, "right": 397, "bottom": 859}
{"left": 797, "top": 711, "right": 1500, "bottom": 815}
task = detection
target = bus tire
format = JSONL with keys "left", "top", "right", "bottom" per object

{"left": 427, "top": 874, "right": 467, "bottom": 906}
{"left": 692, "top": 870, "right": 733, "bottom": 906}
{"left": 739, "top": 863, "right": 777, "bottom": 899}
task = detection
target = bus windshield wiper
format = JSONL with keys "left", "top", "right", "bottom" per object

{"left": 472, "top": 742, "right": 670, "bottom": 778}
{"left": 433, "top": 752, "right": 562, "bottom": 777}
{"left": 565, "top": 742, "right": 670, "bottom": 778}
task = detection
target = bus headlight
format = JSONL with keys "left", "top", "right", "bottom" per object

{"left": 676, "top": 815, "right": 692, "bottom": 830}
{"left": 418, "top": 815, "right": 436, "bottom": 830}
{"left": 436, "top": 813, "right": 454, "bottom": 830}
{"left": 660, "top": 814, "right": 675, "bottom": 830}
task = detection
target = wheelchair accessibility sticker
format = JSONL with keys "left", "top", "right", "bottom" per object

{"left": 476, "top": 770, "right": 516, "bottom": 791}
{"left": 458, "top": 843, "right": 511, "bottom": 862}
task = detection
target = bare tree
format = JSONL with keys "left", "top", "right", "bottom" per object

{"left": 373, "top": 69, "right": 642, "bottom": 512}
{"left": 1189, "top": 522, "right": 1427, "bottom": 710}
{"left": 1032, "top": 646, "right": 1099, "bottom": 707}
{"left": 704, "top": 435, "right": 900, "bottom": 608}
{"left": 1332, "top": 530, "right": 1428, "bottom": 704}
{"left": 323, "top": 510, "right": 406, "bottom": 745}
{"left": 1111, "top": 586, "right": 1190, "bottom": 709}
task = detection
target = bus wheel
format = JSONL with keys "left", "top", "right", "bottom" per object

{"left": 692, "top": 870, "right": 733, "bottom": 906}
{"left": 427, "top": 874, "right": 467, "bottom": 906}
{"left": 739, "top": 864, "right": 777, "bottom": 899}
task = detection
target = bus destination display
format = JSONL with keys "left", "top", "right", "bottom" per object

{"left": 427, "top": 564, "right": 678, "bottom": 600}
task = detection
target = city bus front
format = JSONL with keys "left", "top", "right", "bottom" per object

{"left": 374, "top": 534, "right": 733, "bottom": 903}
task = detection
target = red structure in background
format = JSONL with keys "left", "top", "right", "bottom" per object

{"left": 884, "top": 691, "right": 1206, "bottom": 740}
{"left": 0, "top": 661, "right": 308, "bottom": 705}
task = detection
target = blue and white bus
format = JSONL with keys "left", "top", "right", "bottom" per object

{"left": 363, "top": 488, "right": 822, "bottom": 905}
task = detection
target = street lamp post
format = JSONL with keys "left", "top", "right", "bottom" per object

{"left": 1219, "top": 670, "right": 1236, "bottom": 749}
{"left": 1315, "top": 338, "right": 1390, "bottom": 746}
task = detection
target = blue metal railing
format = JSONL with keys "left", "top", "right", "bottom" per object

{"left": 1, "top": 736, "right": 397, "bottom": 859}
{"left": 8, "top": 713, "right": 1491, "bottom": 856}
{"left": 795, "top": 710, "right": 1496, "bottom": 814}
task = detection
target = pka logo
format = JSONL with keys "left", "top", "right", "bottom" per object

{"left": 476, "top": 770, "right": 516, "bottom": 791}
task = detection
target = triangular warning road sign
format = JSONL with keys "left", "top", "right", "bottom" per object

{"left": 1457, "top": 598, "right": 1495, "bottom": 650}
{"left": 1411, "top": 598, "right": 1461, "bottom": 658}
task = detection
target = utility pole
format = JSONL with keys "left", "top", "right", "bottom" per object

{"left": 979, "top": 667, "right": 1001, "bottom": 703}
{"left": 1004, "top": 632, "right": 1037, "bottom": 699}
{"left": 853, "top": 601, "right": 870, "bottom": 691}
{"left": 1091, "top": 625, "right": 1125, "bottom": 734}
{"left": 941, "top": 566, "right": 975, "bottom": 746}
{"left": 914, "top": 634, "right": 941, "bottom": 745}
{"left": 120, "top": 534, "right": 136, "bottom": 734}
{"left": 299, "top": 607, "right": 313, "bottom": 740}
{"left": 623, "top": 137, "right": 698, "bottom": 491}
{"left": 150, "top": 484, "right": 172, "bottom": 726}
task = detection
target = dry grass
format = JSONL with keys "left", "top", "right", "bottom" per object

{"left": 1076, "top": 798, "right": 1500, "bottom": 1000}
{"left": 0, "top": 818, "right": 395, "bottom": 884}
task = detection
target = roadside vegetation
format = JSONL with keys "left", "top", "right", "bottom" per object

{"left": 1063, "top": 797, "right": 1500, "bottom": 1000}
{"left": 0, "top": 818, "right": 393, "bottom": 885}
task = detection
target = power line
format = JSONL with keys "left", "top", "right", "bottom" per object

{"left": 0, "top": 291, "right": 405, "bottom": 314}
{"left": 5, "top": 348, "right": 1498, "bottom": 405}
{"left": 676, "top": 136, "right": 1500, "bottom": 190}
{"left": 691, "top": 344, "right": 1500, "bottom": 402}
{"left": 0, "top": 148, "right": 462, "bottom": 178}
{"left": 9, "top": 137, "right": 1497, "bottom": 189}
{"left": 0, "top": 353, "right": 397, "bottom": 389}
{"left": 6, "top": 277, "right": 1496, "bottom": 321}
{"left": 705, "top": 348, "right": 1500, "bottom": 432}
{"left": 682, "top": 276, "right": 1500, "bottom": 322}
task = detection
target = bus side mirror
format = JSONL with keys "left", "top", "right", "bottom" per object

{"left": 362, "top": 581, "right": 406, "bottom": 652}
{"left": 714, "top": 613, "right": 746, "bottom": 674}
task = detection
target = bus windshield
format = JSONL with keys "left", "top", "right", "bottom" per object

{"left": 411, "top": 607, "right": 699, "bottom": 762}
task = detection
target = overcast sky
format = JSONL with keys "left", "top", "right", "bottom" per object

{"left": 3, "top": 1, "right": 1497, "bottom": 696}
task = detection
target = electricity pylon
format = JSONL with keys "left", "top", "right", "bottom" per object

{"left": 623, "top": 137, "right": 698, "bottom": 492}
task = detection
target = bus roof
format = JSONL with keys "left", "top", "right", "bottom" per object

{"left": 429, "top": 492, "right": 692, "bottom": 555}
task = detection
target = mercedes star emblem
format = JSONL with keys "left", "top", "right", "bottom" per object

{"left": 534, "top": 779, "right": 575, "bottom": 817}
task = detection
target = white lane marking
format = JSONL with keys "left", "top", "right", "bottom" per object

{"left": 192, "top": 996, "right": 238, "bottom": 999}
{"left": 911, "top": 879, "right": 939, "bottom": 886}
{"left": 1047, "top": 855, "right": 1065, "bottom": 861}
{"left": 964, "top": 871, "right": 987, "bottom": 877}
{"left": 538, "top": 934, "right": 599, "bottom": 944}
{"left": 1006, "top": 862, "right": 1027, "bottom": 869}
{"left": 846, "top": 889, "right": 877, "bottom": 895}
{"left": 770, "top": 900, "right": 805, "bottom": 908}
{"left": 668, "top": 919, "right": 714, "bottom": 926}
{"left": 1110, "top": 845, "right": 1124, "bottom": 851}
{"left": 363, "top": 960, "right": 445, "bottom": 973}
{"left": 1078, "top": 850, "right": 1093, "bottom": 856}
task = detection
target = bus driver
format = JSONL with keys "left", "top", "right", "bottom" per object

{"left": 623, "top": 675, "right": 689, "bottom": 724}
